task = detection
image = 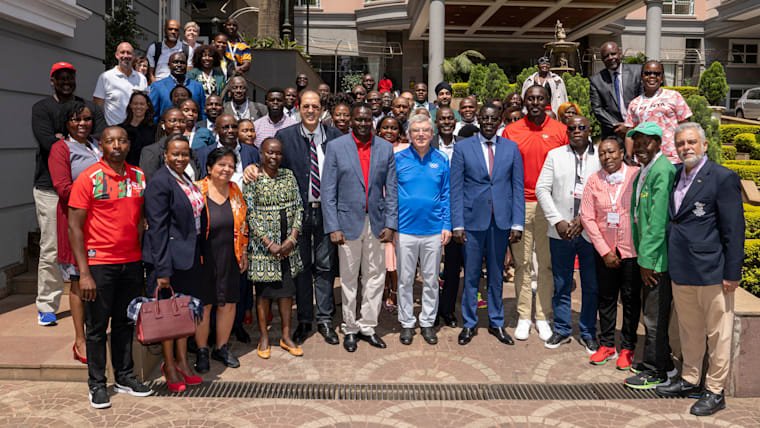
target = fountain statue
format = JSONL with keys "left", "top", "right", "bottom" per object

{"left": 544, "top": 20, "right": 581, "bottom": 75}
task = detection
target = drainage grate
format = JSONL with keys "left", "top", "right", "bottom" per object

{"left": 148, "top": 381, "right": 676, "bottom": 400}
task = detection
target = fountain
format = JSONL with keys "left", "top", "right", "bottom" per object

{"left": 544, "top": 20, "right": 581, "bottom": 75}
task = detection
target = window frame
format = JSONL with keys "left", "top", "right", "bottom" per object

{"left": 662, "top": 0, "right": 694, "bottom": 16}
{"left": 728, "top": 39, "right": 760, "bottom": 68}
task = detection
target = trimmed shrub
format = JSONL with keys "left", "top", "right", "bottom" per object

{"left": 734, "top": 133, "right": 757, "bottom": 153}
{"left": 452, "top": 82, "right": 469, "bottom": 98}
{"left": 514, "top": 65, "right": 537, "bottom": 94}
{"left": 698, "top": 61, "right": 729, "bottom": 106}
{"left": 664, "top": 86, "right": 699, "bottom": 100}
{"left": 725, "top": 163, "right": 760, "bottom": 185}
{"left": 724, "top": 160, "right": 760, "bottom": 166}
{"left": 720, "top": 124, "right": 760, "bottom": 146}
{"left": 746, "top": 205, "right": 760, "bottom": 239}
{"left": 742, "top": 239, "right": 760, "bottom": 297}
{"left": 563, "top": 72, "right": 601, "bottom": 141}
{"left": 467, "top": 64, "right": 487, "bottom": 102}
{"left": 722, "top": 145, "right": 737, "bottom": 161}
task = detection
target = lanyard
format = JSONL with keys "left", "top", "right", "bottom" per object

{"left": 227, "top": 41, "right": 239, "bottom": 63}
{"left": 234, "top": 100, "right": 249, "bottom": 120}
{"left": 606, "top": 164, "right": 627, "bottom": 211}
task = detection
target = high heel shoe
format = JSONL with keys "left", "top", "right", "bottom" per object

{"left": 175, "top": 367, "right": 202, "bottom": 385}
{"left": 73, "top": 343, "right": 87, "bottom": 365}
{"left": 161, "top": 363, "right": 186, "bottom": 392}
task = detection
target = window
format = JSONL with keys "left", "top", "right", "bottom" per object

{"left": 730, "top": 41, "right": 759, "bottom": 65}
{"left": 295, "top": 0, "right": 321, "bottom": 7}
{"left": 662, "top": 0, "right": 694, "bottom": 15}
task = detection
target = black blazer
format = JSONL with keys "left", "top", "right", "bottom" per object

{"left": 196, "top": 142, "right": 260, "bottom": 178}
{"left": 275, "top": 123, "right": 343, "bottom": 209}
{"left": 139, "top": 137, "right": 202, "bottom": 181}
{"left": 142, "top": 165, "right": 199, "bottom": 278}
{"left": 430, "top": 134, "right": 462, "bottom": 150}
{"left": 590, "top": 63, "right": 643, "bottom": 138}
{"left": 667, "top": 161, "right": 745, "bottom": 285}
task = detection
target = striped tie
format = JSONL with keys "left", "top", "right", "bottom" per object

{"left": 309, "top": 133, "right": 320, "bottom": 199}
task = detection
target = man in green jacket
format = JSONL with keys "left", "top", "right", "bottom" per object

{"left": 625, "top": 122, "right": 677, "bottom": 389}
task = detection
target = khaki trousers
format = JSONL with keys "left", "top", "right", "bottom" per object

{"left": 338, "top": 216, "right": 385, "bottom": 335}
{"left": 33, "top": 187, "right": 65, "bottom": 313}
{"left": 512, "top": 201, "right": 553, "bottom": 321}
{"left": 672, "top": 282, "right": 735, "bottom": 394}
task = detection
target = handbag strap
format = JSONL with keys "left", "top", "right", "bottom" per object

{"left": 153, "top": 283, "right": 176, "bottom": 317}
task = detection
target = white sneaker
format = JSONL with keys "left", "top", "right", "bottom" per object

{"left": 535, "top": 320, "right": 553, "bottom": 342}
{"left": 514, "top": 319, "right": 531, "bottom": 340}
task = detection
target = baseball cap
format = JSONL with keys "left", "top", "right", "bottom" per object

{"left": 626, "top": 121, "right": 663, "bottom": 139}
{"left": 50, "top": 62, "right": 75, "bottom": 77}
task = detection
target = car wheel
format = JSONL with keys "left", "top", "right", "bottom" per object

{"left": 737, "top": 109, "right": 744, "bottom": 118}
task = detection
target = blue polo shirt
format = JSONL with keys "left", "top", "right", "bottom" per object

{"left": 149, "top": 75, "right": 206, "bottom": 123}
{"left": 395, "top": 145, "right": 451, "bottom": 235}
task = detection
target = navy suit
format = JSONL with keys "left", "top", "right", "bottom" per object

{"left": 668, "top": 160, "right": 744, "bottom": 285}
{"left": 196, "top": 142, "right": 260, "bottom": 178}
{"left": 450, "top": 134, "right": 525, "bottom": 328}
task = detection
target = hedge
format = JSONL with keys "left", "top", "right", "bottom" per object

{"left": 724, "top": 163, "right": 760, "bottom": 185}
{"left": 722, "top": 145, "right": 736, "bottom": 161}
{"left": 452, "top": 82, "right": 469, "bottom": 98}
{"left": 724, "top": 160, "right": 760, "bottom": 166}
{"left": 734, "top": 133, "right": 757, "bottom": 153}
{"left": 746, "top": 204, "right": 760, "bottom": 239}
{"left": 742, "top": 239, "right": 760, "bottom": 297}
{"left": 720, "top": 124, "right": 760, "bottom": 146}
{"left": 664, "top": 86, "right": 699, "bottom": 99}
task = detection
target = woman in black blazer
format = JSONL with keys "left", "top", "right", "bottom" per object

{"left": 143, "top": 135, "right": 208, "bottom": 392}
{"left": 139, "top": 107, "right": 202, "bottom": 181}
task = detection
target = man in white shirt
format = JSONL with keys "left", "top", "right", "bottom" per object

{"left": 146, "top": 20, "right": 189, "bottom": 82}
{"left": 93, "top": 43, "right": 148, "bottom": 126}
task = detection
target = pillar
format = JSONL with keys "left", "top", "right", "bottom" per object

{"left": 428, "top": 0, "right": 445, "bottom": 102}
{"left": 645, "top": 0, "right": 662, "bottom": 61}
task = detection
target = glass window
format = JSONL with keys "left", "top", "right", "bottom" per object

{"left": 295, "top": 0, "right": 320, "bottom": 6}
{"left": 663, "top": 0, "right": 694, "bottom": 15}
{"left": 731, "top": 42, "right": 759, "bottom": 64}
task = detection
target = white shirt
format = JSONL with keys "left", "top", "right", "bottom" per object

{"left": 438, "top": 135, "right": 455, "bottom": 167}
{"left": 303, "top": 124, "right": 326, "bottom": 202}
{"left": 610, "top": 64, "right": 626, "bottom": 118}
{"left": 93, "top": 66, "right": 148, "bottom": 125}
{"left": 454, "top": 119, "right": 477, "bottom": 136}
{"left": 372, "top": 112, "right": 385, "bottom": 129}
{"left": 477, "top": 133, "right": 496, "bottom": 173}
{"left": 217, "top": 141, "right": 244, "bottom": 188}
{"left": 146, "top": 41, "right": 188, "bottom": 81}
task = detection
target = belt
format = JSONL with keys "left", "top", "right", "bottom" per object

{"left": 309, "top": 202, "right": 321, "bottom": 208}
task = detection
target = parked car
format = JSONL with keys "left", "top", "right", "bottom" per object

{"left": 736, "top": 87, "right": 760, "bottom": 120}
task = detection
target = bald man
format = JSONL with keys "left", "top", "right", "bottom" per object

{"left": 146, "top": 19, "right": 190, "bottom": 82}
{"left": 94, "top": 42, "right": 148, "bottom": 125}
{"left": 590, "top": 41, "right": 643, "bottom": 139}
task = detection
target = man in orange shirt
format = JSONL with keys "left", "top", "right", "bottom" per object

{"left": 502, "top": 85, "right": 568, "bottom": 342}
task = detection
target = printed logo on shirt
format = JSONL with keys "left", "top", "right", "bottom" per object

{"left": 542, "top": 134, "right": 549, "bottom": 139}
{"left": 87, "top": 249, "right": 96, "bottom": 258}
{"left": 429, "top": 162, "right": 439, "bottom": 169}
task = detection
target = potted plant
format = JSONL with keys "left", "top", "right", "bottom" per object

{"left": 698, "top": 61, "right": 729, "bottom": 121}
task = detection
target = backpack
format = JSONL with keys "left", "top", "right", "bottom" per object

{"left": 153, "top": 41, "right": 190, "bottom": 67}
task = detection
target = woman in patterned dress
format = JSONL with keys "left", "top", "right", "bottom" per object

{"left": 187, "top": 45, "right": 225, "bottom": 97}
{"left": 244, "top": 137, "right": 304, "bottom": 359}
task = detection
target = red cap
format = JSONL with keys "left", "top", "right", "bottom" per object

{"left": 50, "top": 62, "right": 75, "bottom": 77}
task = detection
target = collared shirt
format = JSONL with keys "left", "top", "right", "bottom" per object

{"left": 93, "top": 66, "right": 148, "bottom": 125}
{"left": 232, "top": 99, "right": 250, "bottom": 121}
{"left": 395, "top": 146, "right": 451, "bottom": 235}
{"left": 253, "top": 114, "right": 297, "bottom": 148}
{"left": 477, "top": 132, "right": 496, "bottom": 173}
{"left": 372, "top": 112, "right": 385, "bottom": 129}
{"left": 673, "top": 154, "right": 708, "bottom": 212}
{"left": 503, "top": 115, "right": 568, "bottom": 201}
{"left": 302, "top": 124, "right": 326, "bottom": 202}
{"left": 225, "top": 38, "right": 252, "bottom": 66}
{"left": 636, "top": 151, "right": 662, "bottom": 209}
{"left": 454, "top": 119, "right": 477, "bottom": 136}
{"left": 609, "top": 64, "right": 626, "bottom": 118}
{"left": 352, "top": 131, "right": 372, "bottom": 210}
{"left": 437, "top": 135, "right": 456, "bottom": 166}
{"left": 149, "top": 75, "right": 206, "bottom": 122}
{"left": 216, "top": 141, "right": 244, "bottom": 188}
{"left": 146, "top": 40, "right": 188, "bottom": 81}
{"left": 625, "top": 88, "right": 692, "bottom": 164}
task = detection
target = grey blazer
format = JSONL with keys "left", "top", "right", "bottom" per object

{"left": 590, "top": 63, "right": 643, "bottom": 138}
{"left": 223, "top": 100, "right": 268, "bottom": 122}
{"left": 321, "top": 133, "right": 398, "bottom": 241}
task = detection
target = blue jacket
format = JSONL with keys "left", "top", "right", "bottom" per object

{"left": 196, "top": 142, "right": 260, "bottom": 178}
{"left": 191, "top": 127, "right": 215, "bottom": 150}
{"left": 149, "top": 76, "right": 206, "bottom": 123}
{"left": 450, "top": 134, "right": 525, "bottom": 232}
{"left": 142, "top": 165, "right": 199, "bottom": 278}
{"left": 667, "top": 160, "right": 745, "bottom": 285}
{"left": 395, "top": 146, "right": 451, "bottom": 235}
{"left": 321, "top": 133, "right": 398, "bottom": 240}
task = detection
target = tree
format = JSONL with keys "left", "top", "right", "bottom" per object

{"left": 341, "top": 73, "right": 364, "bottom": 93}
{"left": 698, "top": 61, "right": 729, "bottom": 106}
{"left": 443, "top": 50, "right": 485, "bottom": 83}
{"left": 686, "top": 94, "right": 722, "bottom": 162}
{"left": 514, "top": 65, "right": 537, "bottom": 94}
{"left": 623, "top": 52, "right": 647, "bottom": 64}
{"left": 482, "top": 64, "right": 511, "bottom": 102}
{"left": 105, "top": 1, "right": 141, "bottom": 69}
{"left": 467, "top": 64, "right": 487, "bottom": 102}
{"left": 562, "top": 72, "right": 601, "bottom": 141}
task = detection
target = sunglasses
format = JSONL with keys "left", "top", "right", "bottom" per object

{"left": 567, "top": 125, "right": 587, "bottom": 131}
{"left": 643, "top": 71, "right": 662, "bottom": 77}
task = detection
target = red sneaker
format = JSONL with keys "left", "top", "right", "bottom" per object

{"left": 590, "top": 346, "right": 618, "bottom": 365}
{"left": 617, "top": 349, "right": 634, "bottom": 370}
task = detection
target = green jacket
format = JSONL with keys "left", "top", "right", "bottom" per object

{"left": 631, "top": 154, "right": 676, "bottom": 272}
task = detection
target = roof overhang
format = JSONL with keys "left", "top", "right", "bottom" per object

{"left": 705, "top": 0, "right": 760, "bottom": 38}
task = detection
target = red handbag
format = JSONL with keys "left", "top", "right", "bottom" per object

{"left": 136, "top": 285, "right": 196, "bottom": 345}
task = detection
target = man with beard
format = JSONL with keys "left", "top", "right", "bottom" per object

{"left": 391, "top": 96, "right": 411, "bottom": 132}
{"left": 149, "top": 52, "right": 205, "bottom": 122}
{"left": 434, "top": 82, "right": 460, "bottom": 122}
{"left": 146, "top": 19, "right": 189, "bottom": 83}
{"left": 253, "top": 87, "right": 297, "bottom": 148}
{"left": 223, "top": 75, "right": 267, "bottom": 123}
{"left": 454, "top": 96, "right": 478, "bottom": 135}
{"left": 367, "top": 90, "right": 384, "bottom": 128}
{"left": 381, "top": 92, "right": 393, "bottom": 115}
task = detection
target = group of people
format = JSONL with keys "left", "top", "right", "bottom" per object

{"left": 30, "top": 27, "right": 743, "bottom": 418}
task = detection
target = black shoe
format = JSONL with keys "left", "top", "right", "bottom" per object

{"left": 690, "top": 390, "right": 726, "bottom": 416}
{"left": 317, "top": 323, "right": 339, "bottom": 345}
{"left": 441, "top": 313, "right": 458, "bottom": 328}
{"left": 343, "top": 333, "right": 358, "bottom": 352}
{"left": 544, "top": 332, "right": 571, "bottom": 349}
{"left": 487, "top": 327, "right": 514, "bottom": 345}
{"left": 358, "top": 333, "right": 387, "bottom": 349}
{"left": 194, "top": 347, "right": 210, "bottom": 374}
{"left": 88, "top": 385, "right": 111, "bottom": 409}
{"left": 293, "top": 323, "right": 313, "bottom": 345}
{"left": 212, "top": 344, "right": 240, "bottom": 368}
{"left": 578, "top": 336, "right": 599, "bottom": 354}
{"left": 656, "top": 376, "right": 702, "bottom": 398}
{"left": 420, "top": 327, "right": 438, "bottom": 345}
{"left": 458, "top": 327, "right": 477, "bottom": 345}
{"left": 233, "top": 326, "right": 251, "bottom": 344}
{"left": 114, "top": 376, "right": 154, "bottom": 397}
{"left": 399, "top": 328, "right": 415, "bottom": 345}
{"left": 187, "top": 336, "right": 199, "bottom": 354}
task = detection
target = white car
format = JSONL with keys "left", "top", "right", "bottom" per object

{"left": 736, "top": 87, "right": 760, "bottom": 120}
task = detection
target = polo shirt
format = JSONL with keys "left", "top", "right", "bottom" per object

{"left": 149, "top": 75, "right": 206, "bottom": 122}
{"left": 146, "top": 40, "right": 189, "bottom": 81}
{"left": 93, "top": 66, "right": 148, "bottom": 125}
{"left": 395, "top": 146, "right": 451, "bottom": 235}
{"left": 225, "top": 39, "right": 252, "bottom": 66}
{"left": 68, "top": 161, "right": 146, "bottom": 265}
{"left": 502, "top": 115, "right": 568, "bottom": 201}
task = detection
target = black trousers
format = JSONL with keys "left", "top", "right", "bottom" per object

{"left": 295, "top": 204, "right": 338, "bottom": 325}
{"left": 439, "top": 240, "right": 463, "bottom": 316}
{"left": 594, "top": 251, "right": 641, "bottom": 350}
{"left": 84, "top": 261, "right": 142, "bottom": 390}
{"left": 641, "top": 269, "right": 675, "bottom": 374}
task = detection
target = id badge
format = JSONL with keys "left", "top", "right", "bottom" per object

{"left": 573, "top": 183, "right": 584, "bottom": 198}
{"left": 606, "top": 212, "right": 620, "bottom": 229}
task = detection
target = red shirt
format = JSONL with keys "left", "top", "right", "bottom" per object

{"left": 69, "top": 161, "right": 146, "bottom": 265}
{"left": 502, "top": 115, "right": 568, "bottom": 201}
{"left": 352, "top": 131, "right": 372, "bottom": 210}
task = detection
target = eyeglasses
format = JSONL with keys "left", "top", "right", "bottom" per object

{"left": 643, "top": 71, "right": 662, "bottom": 77}
{"left": 410, "top": 128, "right": 433, "bottom": 134}
{"left": 567, "top": 125, "right": 587, "bottom": 131}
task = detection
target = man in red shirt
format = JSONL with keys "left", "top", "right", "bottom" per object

{"left": 502, "top": 85, "right": 568, "bottom": 342}
{"left": 68, "top": 126, "right": 153, "bottom": 409}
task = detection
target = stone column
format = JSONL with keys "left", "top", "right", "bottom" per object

{"left": 428, "top": 0, "right": 445, "bottom": 102}
{"left": 645, "top": 0, "right": 662, "bottom": 61}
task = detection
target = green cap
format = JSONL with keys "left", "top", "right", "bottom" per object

{"left": 626, "top": 121, "right": 663, "bottom": 139}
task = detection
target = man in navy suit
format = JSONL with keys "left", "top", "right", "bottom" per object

{"left": 321, "top": 103, "right": 398, "bottom": 353}
{"left": 450, "top": 104, "right": 525, "bottom": 346}
{"left": 655, "top": 123, "right": 744, "bottom": 416}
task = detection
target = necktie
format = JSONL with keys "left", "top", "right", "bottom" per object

{"left": 309, "top": 133, "right": 320, "bottom": 200}
{"left": 614, "top": 71, "right": 626, "bottom": 119}
{"left": 487, "top": 141, "right": 494, "bottom": 178}
{"left": 574, "top": 153, "right": 583, "bottom": 217}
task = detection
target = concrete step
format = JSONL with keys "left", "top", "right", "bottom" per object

{"left": 9, "top": 272, "right": 70, "bottom": 295}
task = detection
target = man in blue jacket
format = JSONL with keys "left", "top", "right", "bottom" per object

{"left": 450, "top": 104, "right": 525, "bottom": 346}
{"left": 149, "top": 52, "right": 205, "bottom": 122}
{"left": 655, "top": 123, "right": 744, "bottom": 417}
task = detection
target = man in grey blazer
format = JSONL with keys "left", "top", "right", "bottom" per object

{"left": 321, "top": 103, "right": 398, "bottom": 353}
{"left": 590, "top": 42, "right": 643, "bottom": 139}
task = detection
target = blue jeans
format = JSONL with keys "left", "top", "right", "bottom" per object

{"left": 549, "top": 236, "right": 598, "bottom": 338}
